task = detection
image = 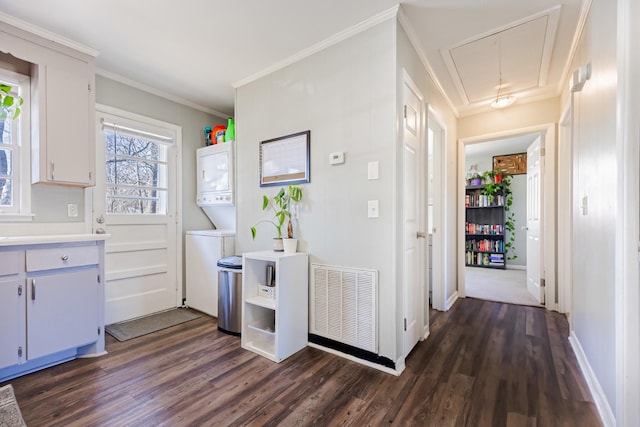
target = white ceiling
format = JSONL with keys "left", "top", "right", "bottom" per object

{"left": 0, "top": 0, "right": 586, "bottom": 118}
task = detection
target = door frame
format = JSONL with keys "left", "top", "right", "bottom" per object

{"left": 87, "top": 104, "right": 183, "bottom": 312}
{"left": 427, "top": 107, "right": 446, "bottom": 313}
{"left": 457, "top": 123, "right": 557, "bottom": 310}
{"left": 558, "top": 105, "right": 573, "bottom": 319}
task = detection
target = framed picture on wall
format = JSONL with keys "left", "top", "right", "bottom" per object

{"left": 493, "top": 152, "right": 527, "bottom": 175}
{"left": 259, "top": 130, "right": 311, "bottom": 187}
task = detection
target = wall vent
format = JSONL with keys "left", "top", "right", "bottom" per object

{"left": 310, "top": 264, "right": 377, "bottom": 353}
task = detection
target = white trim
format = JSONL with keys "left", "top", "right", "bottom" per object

{"left": 445, "top": 291, "right": 458, "bottom": 311}
{"left": 615, "top": 0, "right": 640, "bottom": 423}
{"left": 506, "top": 265, "right": 526, "bottom": 271}
{"left": 427, "top": 108, "right": 447, "bottom": 311}
{"left": 308, "top": 342, "right": 404, "bottom": 377}
{"left": 397, "top": 6, "right": 458, "bottom": 117}
{"left": 569, "top": 332, "right": 615, "bottom": 427}
{"left": 233, "top": 6, "right": 400, "bottom": 89}
{"left": 0, "top": 213, "right": 34, "bottom": 222}
{"left": 0, "top": 11, "right": 98, "bottom": 57}
{"left": 96, "top": 69, "right": 229, "bottom": 119}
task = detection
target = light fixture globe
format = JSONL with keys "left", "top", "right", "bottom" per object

{"left": 490, "top": 95, "right": 517, "bottom": 109}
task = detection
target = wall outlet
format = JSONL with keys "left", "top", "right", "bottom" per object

{"left": 67, "top": 203, "right": 78, "bottom": 217}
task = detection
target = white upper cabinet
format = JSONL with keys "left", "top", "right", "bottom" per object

{"left": 0, "top": 19, "right": 97, "bottom": 187}
{"left": 31, "top": 58, "right": 95, "bottom": 186}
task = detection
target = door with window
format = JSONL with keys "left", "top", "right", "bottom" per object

{"left": 94, "top": 106, "right": 181, "bottom": 325}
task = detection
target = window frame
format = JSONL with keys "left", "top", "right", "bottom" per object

{"left": 0, "top": 69, "right": 32, "bottom": 221}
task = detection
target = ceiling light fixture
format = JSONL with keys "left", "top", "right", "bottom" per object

{"left": 490, "top": 36, "right": 517, "bottom": 109}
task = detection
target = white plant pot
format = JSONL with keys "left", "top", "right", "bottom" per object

{"left": 283, "top": 238, "right": 298, "bottom": 254}
{"left": 273, "top": 238, "right": 284, "bottom": 252}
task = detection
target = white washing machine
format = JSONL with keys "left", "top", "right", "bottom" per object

{"left": 185, "top": 229, "right": 235, "bottom": 317}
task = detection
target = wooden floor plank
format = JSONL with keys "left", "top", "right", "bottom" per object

{"left": 2, "top": 299, "right": 602, "bottom": 426}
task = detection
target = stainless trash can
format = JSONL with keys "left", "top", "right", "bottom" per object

{"left": 217, "top": 255, "right": 243, "bottom": 336}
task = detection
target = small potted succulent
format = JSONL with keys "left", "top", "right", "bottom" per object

{"left": 251, "top": 184, "right": 303, "bottom": 252}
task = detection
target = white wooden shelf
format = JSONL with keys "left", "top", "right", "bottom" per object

{"left": 241, "top": 251, "right": 308, "bottom": 363}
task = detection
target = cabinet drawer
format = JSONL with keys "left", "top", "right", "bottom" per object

{"left": 0, "top": 252, "right": 21, "bottom": 276}
{"left": 26, "top": 245, "right": 99, "bottom": 272}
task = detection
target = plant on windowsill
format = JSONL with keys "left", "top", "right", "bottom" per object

{"left": 250, "top": 184, "right": 303, "bottom": 253}
{"left": 481, "top": 169, "right": 517, "bottom": 260}
{"left": 0, "top": 83, "right": 23, "bottom": 134}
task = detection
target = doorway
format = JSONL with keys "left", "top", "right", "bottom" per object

{"left": 459, "top": 124, "right": 557, "bottom": 308}
{"left": 93, "top": 105, "right": 182, "bottom": 325}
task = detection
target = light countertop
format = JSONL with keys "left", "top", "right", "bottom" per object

{"left": 0, "top": 234, "right": 109, "bottom": 246}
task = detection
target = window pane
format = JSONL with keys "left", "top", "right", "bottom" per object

{"left": 0, "top": 149, "right": 13, "bottom": 177}
{"left": 106, "top": 186, "right": 167, "bottom": 214}
{"left": 0, "top": 119, "right": 11, "bottom": 145}
{"left": 0, "top": 178, "right": 12, "bottom": 207}
{"left": 104, "top": 123, "right": 170, "bottom": 216}
{"left": 106, "top": 156, "right": 166, "bottom": 187}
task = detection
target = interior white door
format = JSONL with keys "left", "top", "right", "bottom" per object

{"left": 526, "top": 138, "right": 544, "bottom": 303}
{"left": 94, "top": 106, "right": 180, "bottom": 325}
{"left": 402, "top": 75, "right": 425, "bottom": 357}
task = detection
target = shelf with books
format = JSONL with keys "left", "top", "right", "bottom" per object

{"left": 465, "top": 185, "right": 506, "bottom": 269}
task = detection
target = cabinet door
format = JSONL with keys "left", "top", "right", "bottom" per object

{"left": 27, "top": 269, "right": 98, "bottom": 360}
{"left": 0, "top": 279, "right": 25, "bottom": 369}
{"left": 33, "top": 59, "right": 94, "bottom": 186}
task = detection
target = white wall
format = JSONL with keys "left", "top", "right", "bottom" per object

{"left": 235, "top": 20, "right": 399, "bottom": 361}
{"left": 562, "top": 0, "right": 618, "bottom": 414}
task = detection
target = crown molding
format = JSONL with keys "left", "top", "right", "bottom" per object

{"left": 0, "top": 10, "right": 99, "bottom": 57}
{"left": 397, "top": 6, "right": 460, "bottom": 118}
{"left": 233, "top": 5, "right": 400, "bottom": 89}
{"left": 96, "top": 68, "right": 230, "bottom": 119}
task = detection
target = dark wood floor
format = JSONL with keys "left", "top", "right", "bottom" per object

{"left": 2, "top": 298, "right": 602, "bottom": 426}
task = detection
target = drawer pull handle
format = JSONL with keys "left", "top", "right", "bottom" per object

{"left": 31, "top": 279, "right": 35, "bottom": 301}
{"left": 61, "top": 255, "right": 69, "bottom": 261}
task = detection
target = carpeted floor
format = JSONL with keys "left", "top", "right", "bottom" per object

{"left": 0, "top": 384, "right": 26, "bottom": 427}
{"left": 465, "top": 267, "right": 542, "bottom": 307}
{"left": 105, "top": 308, "right": 202, "bottom": 342}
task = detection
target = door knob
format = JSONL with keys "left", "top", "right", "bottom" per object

{"left": 96, "top": 215, "right": 105, "bottom": 224}
{"left": 416, "top": 231, "right": 426, "bottom": 239}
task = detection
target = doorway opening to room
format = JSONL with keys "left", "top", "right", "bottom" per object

{"left": 463, "top": 133, "right": 542, "bottom": 307}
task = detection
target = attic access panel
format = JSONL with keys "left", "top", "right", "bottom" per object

{"left": 442, "top": 7, "right": 560, "bottom": 105}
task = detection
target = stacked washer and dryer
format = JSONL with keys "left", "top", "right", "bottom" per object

{"left": 185, "top": 141, "right": 242, "bottom": 335}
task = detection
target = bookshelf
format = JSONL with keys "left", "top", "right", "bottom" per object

{"left": 465, "top": 185, "right": 506, "bottom": 269}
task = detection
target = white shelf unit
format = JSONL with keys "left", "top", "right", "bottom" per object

{"left": 241, "top": 251, "right": 308, "bottom": 363}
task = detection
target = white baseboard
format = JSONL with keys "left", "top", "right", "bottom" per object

{"left": 569, "top": 331, "right": 615, "bottom": 427}
{"left": 506, "top": 265, "right": 526, "bottom": 270}
{"left": 445, "top": 291, "right": 458, "bottom": 310}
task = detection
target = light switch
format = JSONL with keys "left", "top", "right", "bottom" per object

{"left": 367, "top": 200, "right": 379, "bottom": 218}
{"left": 368, "top": 161, "right": 379, "bottom": 180}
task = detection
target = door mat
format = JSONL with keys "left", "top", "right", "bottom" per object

{"left": 105, "top": 308, "right": 201, "bottom": 342}
{"left": 0, "top": 384, "right": 27, "bottom": 427}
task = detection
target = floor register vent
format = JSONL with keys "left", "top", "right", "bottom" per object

{"left": 310, "top": 264, "right": 377, "bottom": 353}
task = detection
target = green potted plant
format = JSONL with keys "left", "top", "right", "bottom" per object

{"left": 0, "top": 83, "right": 23, "bottom": 136}
{"left": 481, "top": 169, "right": 517, "bottom": 260}
{"left": 250, "top": 184, "right": 303, "bottom": 252}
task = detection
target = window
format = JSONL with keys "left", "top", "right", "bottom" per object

{"left": 101, "top": 120, "right": 173, "bottom": 215}
{"left": 0, "top": 70, "right": 31, "bottom": 220}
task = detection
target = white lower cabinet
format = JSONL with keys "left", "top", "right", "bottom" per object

{"left": 241, "top": 251, "right": 308, "bottom": 363}
{"left": 0, "top": 239, "right": 106, "bottom": 382}
{"left": 26, "top": 269, "right": 98, "bottom": 360}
